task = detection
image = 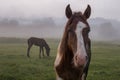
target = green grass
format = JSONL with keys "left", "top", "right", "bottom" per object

{"left": 0, "top": 38, "right": 120, "bottom": 80}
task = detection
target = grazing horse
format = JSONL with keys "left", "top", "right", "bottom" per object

{"left": 54, "top": 4, "right": 91, "bottom": 80}
{"left": 27, "top": 37, "right": 50, "bottom": 58}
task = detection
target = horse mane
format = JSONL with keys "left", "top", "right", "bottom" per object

{"left": 59, "top": 15, "right": 78, "bottom": 54}
{"left": 56, "top": 25, "right": 81, "bottom": 79}
{"left": 59, "top": 19, "right": 75, "bottom": 66}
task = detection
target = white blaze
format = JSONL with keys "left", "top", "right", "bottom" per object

{"left": 75, "top": 22, "right": 87, "bottom": 59}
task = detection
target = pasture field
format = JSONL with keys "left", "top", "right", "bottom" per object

{"left": 0, "top": 37, "right": 120, "bottom": 80}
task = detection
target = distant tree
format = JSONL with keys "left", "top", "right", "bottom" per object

{"left": 98, "top": 22, "right": 118, "bottom": 40}
{"left": 0, "top": 18, "right": 19, "bottom": 26}
{"left": 32, "top": 17, "right": 56, "bottom": 27}
{"left": 9, "top": 19, "right": 19, "bottom": 26}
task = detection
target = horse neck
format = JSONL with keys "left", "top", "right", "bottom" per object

{"left": 44, "top": 43, "right": 50, "bottom": 50}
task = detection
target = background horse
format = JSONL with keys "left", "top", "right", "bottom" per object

{"left": 27, "top": 37, "right": 50, "bottom": 58}
{"left": 54, "top": 4, "right": 91, "bottom": 80}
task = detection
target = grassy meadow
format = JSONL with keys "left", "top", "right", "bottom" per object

{"left": 0, "top": 37, "right": 120, "bottom": 80}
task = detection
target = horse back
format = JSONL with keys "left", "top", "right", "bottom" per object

{"left": 28, "top": 37, "right": 46, "bottom": 46}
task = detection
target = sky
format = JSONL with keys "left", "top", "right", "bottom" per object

{"left": 0, "top": 0, "right": 120, "bottom": 20}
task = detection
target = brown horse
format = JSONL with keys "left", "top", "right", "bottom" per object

{"left": 27, "top": 37, "right": 50, "bottom": 58}
{"left": 54, "top": 4, "right": 91, "bottom": 80}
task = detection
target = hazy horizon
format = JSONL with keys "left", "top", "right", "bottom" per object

{"left": 0, "top": 17, "right": 120, "bottom": 41}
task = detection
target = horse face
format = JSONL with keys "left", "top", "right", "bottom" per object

{"left": 66, "top": 4, "right": 91, "bottom": 68}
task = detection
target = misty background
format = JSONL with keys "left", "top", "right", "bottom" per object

{"left": 0, "top": 0, "right": 120, "bottom": 41}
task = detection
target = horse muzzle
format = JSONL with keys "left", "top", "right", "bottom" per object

{"left": 73, "top": 53, "right": 88, "bottom": 68}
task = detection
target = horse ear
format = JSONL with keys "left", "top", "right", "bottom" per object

{"left": 65, "top": 4, "right": 72, "bottom": 19}
{"left": 83, "top": 5, "right": 91, "bottom": 19}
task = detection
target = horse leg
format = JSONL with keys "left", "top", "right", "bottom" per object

{"left": 27, "top": 43, "right": 32, "bottom": 58}
{"left": 41, "top": 47, "right": 44, "bottom": 57}
{"left": 39, "top": 47, "right": 42, "bottom": 58}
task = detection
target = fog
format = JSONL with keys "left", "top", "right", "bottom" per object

{"left": 0, "top": 17, "right": 120, "bottom": 41}
{"left": 0, "top": 18, "right": 64, "bottom": 38}
{"left": 0, "top": 0, "right": 120, "bottom": 41}
{"left": 89, "top": 18, "right": 120, "bottom": 41}
{"left": 0, "top": 0, "right": 120, "bottom": 20}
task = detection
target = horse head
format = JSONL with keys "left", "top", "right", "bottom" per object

{"left": 55, "top": 4, "right": 91, "bottom": 80}
{"left": 65, "top": 4, "right": 91, "bottom": 68}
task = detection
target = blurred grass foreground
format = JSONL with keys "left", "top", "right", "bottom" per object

{"left": 0, "top": 37, "right": 120, "bottom": 80}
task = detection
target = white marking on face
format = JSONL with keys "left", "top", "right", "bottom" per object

{"left": 75, "top": 22, "right": 87, "bottom": 60}
{"left": 54, "top": 41, "right": 62, "bottom": 67}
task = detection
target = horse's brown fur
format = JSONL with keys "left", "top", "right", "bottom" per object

{"left": 54, "top": 4, "right": 91, "bottom": 80}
